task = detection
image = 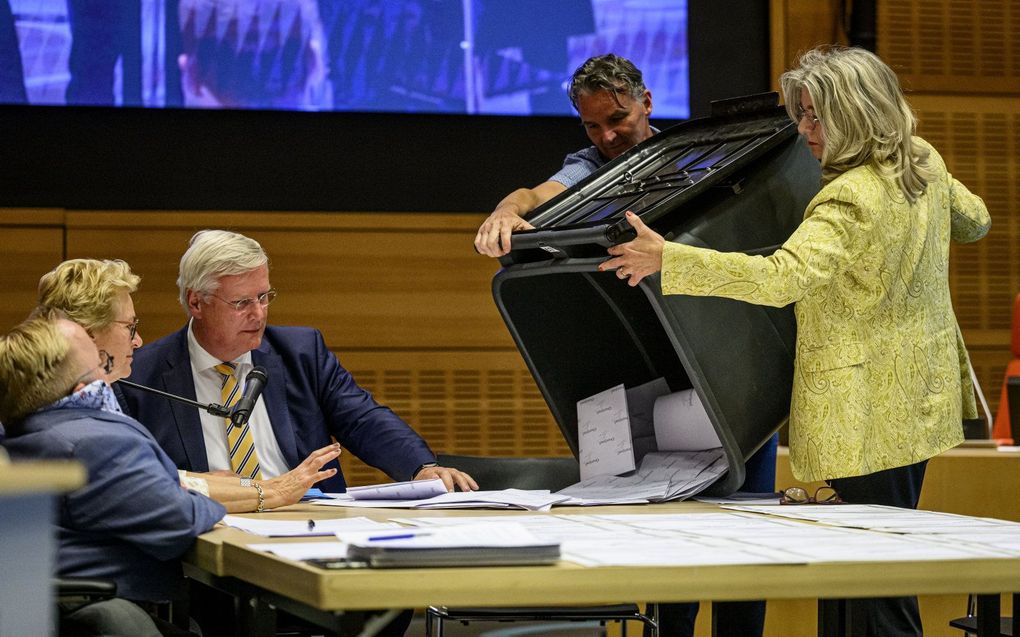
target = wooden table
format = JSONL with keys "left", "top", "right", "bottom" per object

{"left": 772, "top": 444, "right": 1020, "bottom": 637}
{"left": 187, "top": 500, "right": 1020, "bottom": 637}
{"left": 0, "top": 461, "right": 86, "bottom": 636}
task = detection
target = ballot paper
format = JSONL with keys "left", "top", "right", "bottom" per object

{"left": 653, "top": 389, "right": 721, "bottom": 451}
{"left": 577, "top": 383, "right": 635, "bottom": 480}
{"left": 221, "top": 515, "right": 398, "bottom": 537}
{"left": 311, "top": 488, "right": 568, "bottom": 511}
{"left": 556, "top": 449, "right": 727, "bottom": 505}
{"left": 625, "top": 377, "right": 671, "bottom": 461}
{"left": 345, "top": 478, "right": 447, "bottom": 500}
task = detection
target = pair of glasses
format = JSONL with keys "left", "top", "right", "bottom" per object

{"left": 113, "top": 318, "right": 140, "bottom": 340}
{"left": 780, "top": 485, "right": 843, "bottom": 505}
{"left": 205, "top": 288, "right": 278, "bottom": 312}
{"left": 70, "top": 349, "right": 115, "bottom": 391}
{"left": 795, "top": 106, "right": 820, "bottom": 128}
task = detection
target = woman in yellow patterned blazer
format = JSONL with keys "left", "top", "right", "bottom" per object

{"left": 601, "top": 47, "right": 990, "bottom": 636}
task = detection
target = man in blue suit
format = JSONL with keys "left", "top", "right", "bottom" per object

{"left": 118, "top": 229, "right": 477, "bottom": 494}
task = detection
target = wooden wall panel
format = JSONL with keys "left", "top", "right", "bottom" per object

{"left": 909, "top": 95, "right": 1020, "bottom": 410}
{"left": 55, "top": 211, "right": 567, "bottom": 484}
{"left": 0, "top": 210, "right": 65, "bottom": 332}
{"left": 769, "top": 0, "right": 845, "bottom": 83}
{"left": 63, "top": 211, "right": 511, "bottom": 350}
{"left": 879, "top": 0, "right": 1020, "bottom": 94}
{"left": 336, "top": 351, "right": 566, "bottom": 486}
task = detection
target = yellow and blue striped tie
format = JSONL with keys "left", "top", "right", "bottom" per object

{"left": 215, "top": 363, "right": 263, "bottom": 480}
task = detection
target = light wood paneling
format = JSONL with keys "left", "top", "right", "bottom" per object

{"left": 336, "top": 350, "right": 567, "bottom": 486}
{"left": 879, "top": 0, "right": 1020, "bottom": 94}
{"left": 0, "top": 209, "right": 65, "bottom": 332}
{"left": 63, "top": 211, "right": 510, "bottom": 350}
{"left": 56, "top": 211, "right": 567, "bottom": 483}
{"left": 769, "top": 0, "right": 846, "bottom": 82}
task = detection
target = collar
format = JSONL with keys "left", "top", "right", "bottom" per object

{"left": 186, "top": 319, "right": 253, "bottom": 372}
{"left": 39, "top": 379, "right": 124, "bottom": 415}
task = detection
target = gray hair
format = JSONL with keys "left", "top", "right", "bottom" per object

{"left": 177, "top": 229, "right": 269, "bottom": 313}
{"left": 780, "top": 46, "right": 933, "bottom": 203}
{"left": 568, "top": 54, "right": 646, "bottom": 111}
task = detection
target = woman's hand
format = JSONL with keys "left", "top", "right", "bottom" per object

{"left": 262, "top": 443, "right": 341, "bottom": 508}
{"left": 599, "top": 211, "right": 665, "bottom": 286}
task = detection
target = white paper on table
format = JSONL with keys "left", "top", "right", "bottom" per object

{"left": 341, "top": 522, "right": 548, "bottom": 549}
{"left": 309, "top": 489, "right": 568, "bottom": 511}
{"left": 221, "top": 515, "right": 398, "bottom": 537}
{"left": 249, "top": 541, "right": 349, "bottom": 561}
{"left": 653, "top": 390, "right": 721, "bottom": 451}
{"left": 345, "top": 478, "right": 447, "bottom": 500}
{"left": 577, "top": 383, "right": 635, "bottom": 480}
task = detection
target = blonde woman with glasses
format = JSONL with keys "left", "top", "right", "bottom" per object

{"left": 600, "top": 46, "right": 990, "bottom": 636}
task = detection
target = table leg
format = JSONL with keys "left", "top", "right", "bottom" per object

{"left": 817, "top": 599, "right": 848, "bottom": 637}
{"left": 239, "top": 593, "right": 277, "bottom": 637}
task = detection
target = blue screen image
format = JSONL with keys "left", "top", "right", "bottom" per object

{"left": 0, "top": 0, "right": 688, "bottom": 117}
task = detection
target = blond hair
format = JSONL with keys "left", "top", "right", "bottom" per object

{"left": 779, "top": 46, "right": 933, "bottom": 203}
{"left": 0, "top": 318, "right": 79, "bottom": 426}
{"left": 37, "top": 259, "right": 140, "bottom": 334}
{"left": 177, "top": 229, "right": 269, "bottom": 313}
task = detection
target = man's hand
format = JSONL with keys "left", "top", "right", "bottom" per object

{"left": 262, "top": 443, "right": 341, "bottom": 508}
{"left": 414, "top": 465, "right": 479, "bottom": 492}
{"left": 474, "top": 205, "right": 534, "bottom": 257}
{"left": 599, "top": 211, "right": 665, "bottom": 286}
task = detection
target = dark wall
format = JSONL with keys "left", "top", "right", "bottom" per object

{"left": 0, "top": 0, "right": 768, "bottom": 212}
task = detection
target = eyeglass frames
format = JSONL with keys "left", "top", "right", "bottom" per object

{"left": 112, "top": 318, "right": 140, "bottom": 340}
{"left": 204, "top": 288, "right": 278, "bottom": 312}
{"left": 780, "top": 485, "right": 843, "bottom": 505}
{"left": 795, "top": 105, "right": 820, "bottom": 129}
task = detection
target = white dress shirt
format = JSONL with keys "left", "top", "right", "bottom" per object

{"left": 187, "top": 322, "right": 289, "bottom": 478}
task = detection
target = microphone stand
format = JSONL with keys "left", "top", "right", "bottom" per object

{"left": 118, "top": 379, "right": 232, "bottom": 418}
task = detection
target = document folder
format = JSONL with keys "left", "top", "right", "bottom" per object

{"left": 492, "top": 92, "right": 822, "bottom": 496}
{"left": 345, "top": 543, "right": 561, "bottom": 569}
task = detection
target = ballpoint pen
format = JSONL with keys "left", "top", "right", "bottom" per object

{"left": 367, "top": 532, "right": 431, "bottom": 541}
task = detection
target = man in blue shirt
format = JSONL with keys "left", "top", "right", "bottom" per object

{"left": 474, "top": 53, "right": 655, "bottom": 258}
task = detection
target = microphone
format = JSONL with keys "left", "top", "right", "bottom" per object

{"left": 117, "top": 379, "right": 231, "bottom": 418}
{"left": 229, "top": 366, "right": 268, "bottom": 429}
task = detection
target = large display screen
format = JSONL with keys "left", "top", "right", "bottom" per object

{"left": 0, "top": 0, "right": 688, "bottom": 117}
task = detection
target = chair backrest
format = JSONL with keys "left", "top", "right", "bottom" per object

{"left": 436, "top": 455, "right": 579, "bottom": 491}
{"left": 992, "top": 293, "right": 1020, "bottom": 441}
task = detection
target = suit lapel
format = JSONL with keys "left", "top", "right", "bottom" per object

{"left": 253, "top": 341, "right": 299, "bottom": 468}
{"left": 162, "top": 329, "right": 210, "bottom": 472}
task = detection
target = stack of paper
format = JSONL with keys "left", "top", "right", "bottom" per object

{"left": 342, "top": 523, "right": 560, "bottom": 568}
{"left": 312, "top": 488, "right": 568, "bottom": 511}
{"left": 556, "top": 450, "right": 728, "bottom": 505}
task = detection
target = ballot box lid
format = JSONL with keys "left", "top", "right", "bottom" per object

{"left": 492, "top": 93, "right": 821, "bottom": 495}
{"left": 499, "top": 92, "right": 799, "bottom": 267}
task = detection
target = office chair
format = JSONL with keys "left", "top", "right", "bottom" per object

{"left": 425, "top": 455, "right": 659, "bottom": 637}
{"left": 992, "top": 292, "right": 1020, "bottom": 443}
{"left": 949, "top": 593, "right": 1016, "bottom": 637}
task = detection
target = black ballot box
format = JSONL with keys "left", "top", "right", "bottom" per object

{"left": 492, "top": 93, "right": 822, "bottom": 495}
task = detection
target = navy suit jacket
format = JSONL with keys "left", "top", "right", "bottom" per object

{"left": 117, "top": 324, "right": 436, "bottom": 492}
{"left": 3, "top": 407, "right": 225, "bottom": 602}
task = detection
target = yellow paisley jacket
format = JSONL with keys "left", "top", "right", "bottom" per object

{"left": 661, "top": 138, "right": 991, "bottom": 482}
